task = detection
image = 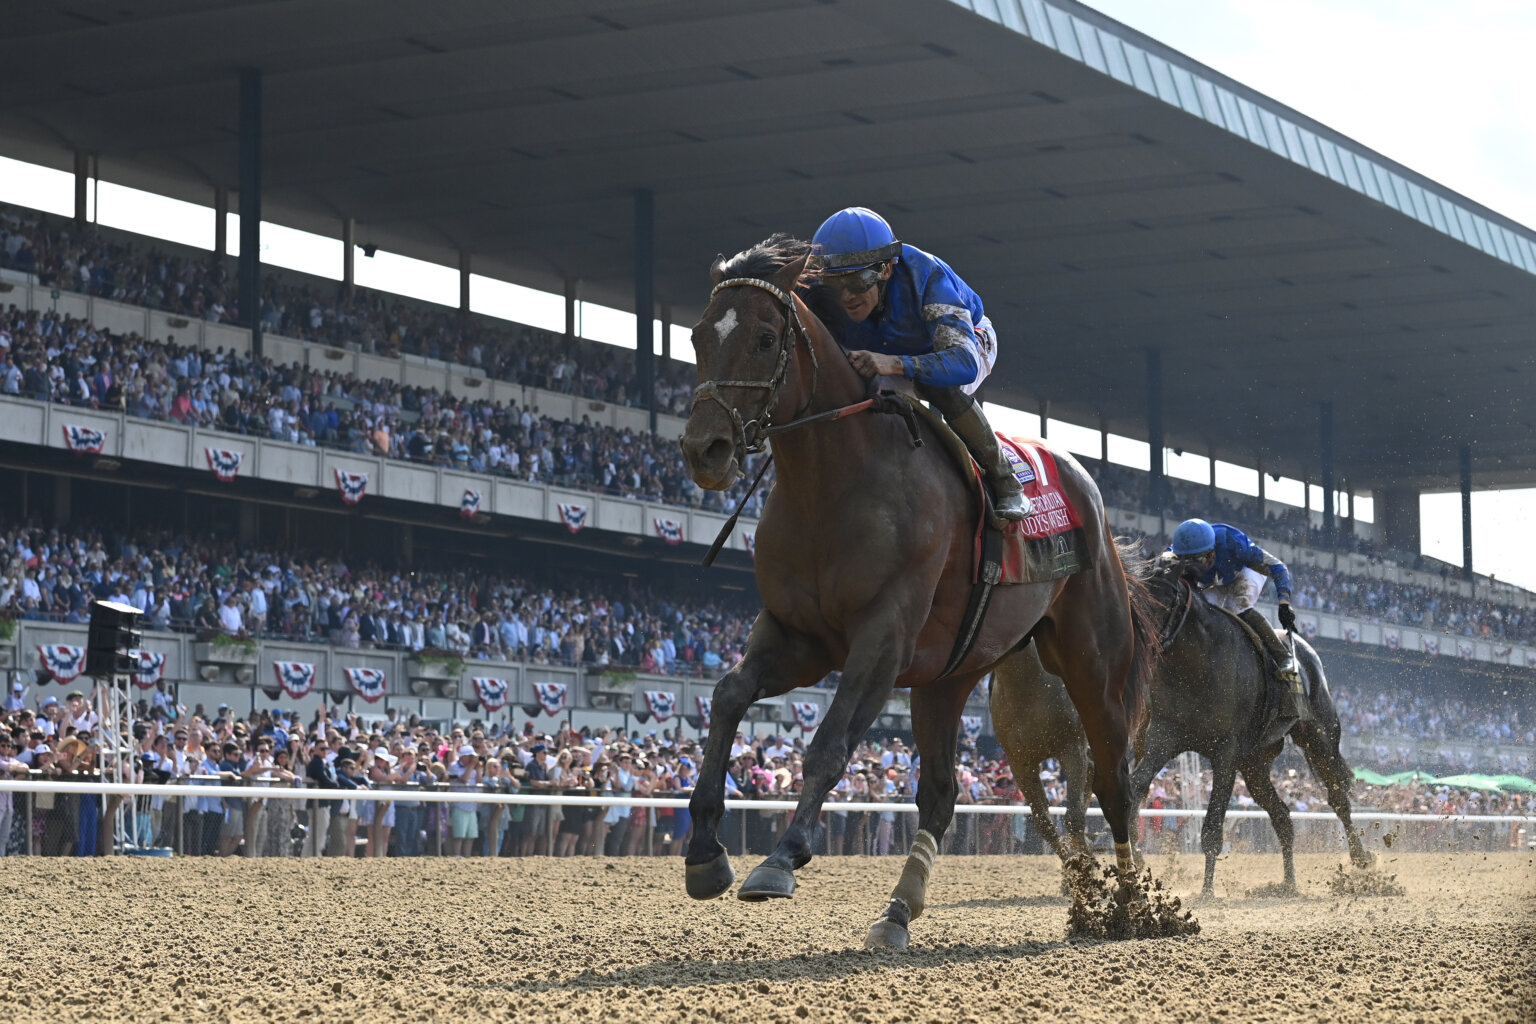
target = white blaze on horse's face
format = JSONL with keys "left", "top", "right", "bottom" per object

{"left": 712, "top": 308, "right": 739, "bottom": 345}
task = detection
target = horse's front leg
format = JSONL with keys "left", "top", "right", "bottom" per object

{"left": 865, "top": 676, "right": 975, "bottom": 950}
{"left": 685, "top": 612, "right": 826, "bottom": 900}
{"left": 735, "top": 629, "right": 902, "bottom": 901}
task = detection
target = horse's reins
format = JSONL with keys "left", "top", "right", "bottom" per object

{"left": 695, "top": 275, "right": 920, "bottom": 567}
{"left": 1157, "top": 575, "right": 1195, "bottom": 652}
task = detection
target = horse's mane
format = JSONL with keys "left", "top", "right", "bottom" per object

{"left": 717, "top": 233, "right": 814, "bottom": 283}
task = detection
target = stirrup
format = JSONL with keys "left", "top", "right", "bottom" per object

{"left": 1276, "top": 658, "right": 1300, "bottom": 684}
{"left": 993, "top": 491, "right": 1032, "bottom": 521}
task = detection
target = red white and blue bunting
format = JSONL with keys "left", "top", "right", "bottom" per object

{"left": 133, "top": 650, "right": 166, "bottom": 689}
{"left": 1493, "top": 645, "right": 1512, "bottom": 660}
{"left": 791, "top": 700, "right": 820, "bottom": 732}
{"left": 741, "top": 529, "right": 755, "bottom": 559}
{"left": 1527, "top": 651, "right": 1536, "bottom": 669}
{"left": 643, "top": 690, "right": 677, "bottom": 722}
{"left": 36, "top": 644, "right": 86, "bottom": 683}
{"left": 472, "top": 677, "right": 509, "bottom": 712}
{"left": 334, "top": 468, "right": 369, "bottom": 505}
{"left": 696, "top": 695, "right": 712, "bottom": 729}
{"left": 460, "top": 490, "right": 482, "bottom": 519}
{"left": 62, "top": 424, "right": 105, "bottom": 454}
{"left": 960, "top": 715, "right": 984, "bottom": 740}
{"left": 558, "top": 503, "right": 588, "bottom": 533}
{"left": 653, "top": 518, "right": 684, "bottom": 545}
{"left": 1457, "top": 640, "right": 1474, "bottom": 661}
{"left": 533, "top": 681, "right": 568, "bottom": 716}
{"left": 1384, "top": 629, "right": 1400, "bottom": 651}
{"left": 345, "top": 666, "right": 388, "bottom": 702}
{"left": 273, "top": 661, "right": 317, "bottom": 699}
{"left": 1343, "top": 624, "right": 1359, "bottom": 644}
{"left": 1421, "top": 635, "right": 1439, "bottom": 657}
{"left": 205, "top": 448, "right": 243, "bottom": 483}
{"left": 1297, "top": 616, "right": 1318, "bottom": 640}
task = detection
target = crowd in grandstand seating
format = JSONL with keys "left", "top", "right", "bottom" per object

{"left": 0, "top": 202, "right": 697, "bottom": 413}
{"left": 0, "top": 300, "right": 770, "bottom": 517}
{"left": 0, "top": 519, "right": 758, "bottom": 675}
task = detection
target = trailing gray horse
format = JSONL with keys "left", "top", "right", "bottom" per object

{"left": 993, "top": 556, "right": 1374, "bottom": 895}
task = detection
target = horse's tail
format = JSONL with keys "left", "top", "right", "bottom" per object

{"left": 1113, "top": 538, "right": 1162, "bottom": 739}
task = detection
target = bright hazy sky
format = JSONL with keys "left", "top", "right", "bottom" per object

{"left": 0, "top": 1, "right": 1530, "bottom": 586}
{"left": 1080, "top": 0, "right": 1534, "bottom": 588}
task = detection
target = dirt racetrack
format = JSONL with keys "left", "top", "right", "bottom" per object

{"left": 2, "top": 852, "right": 1531, "bottom": 1024}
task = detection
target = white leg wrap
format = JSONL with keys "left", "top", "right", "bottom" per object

{"left": 890, "top": 829, "right": 940, "bottom": 921}
{"left": 1115, "top": 841, "right": 1135, "bottom": 875}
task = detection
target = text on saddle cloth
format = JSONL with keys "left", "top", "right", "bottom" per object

{"left": 979, "top": 438, "right": 1087, "bottom": 586}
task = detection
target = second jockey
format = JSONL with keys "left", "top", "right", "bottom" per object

{"left": 809, "top": 207, "right": 1031, "bottom": 522}
{"left": 1168, "top": 518, "right": 1310, "bottom": 735}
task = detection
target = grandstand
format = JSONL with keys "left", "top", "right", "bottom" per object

{"left": 1, "top": 0, "right": 1533, "bottom": 844}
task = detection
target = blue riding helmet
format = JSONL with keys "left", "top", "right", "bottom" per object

{"left": 812, "top": 207, "right": 903, "bottom": 272}
{"left": 1170, "top": 518, "right": 1216, "bottom": 556}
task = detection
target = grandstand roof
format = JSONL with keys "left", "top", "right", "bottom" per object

{"left": 6, "top": 0, "right": 1535, "bottom": 489}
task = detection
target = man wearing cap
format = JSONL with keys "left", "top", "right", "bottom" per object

{"left": 447, "top": 746, "right": 481, "bottom": 858}
{"left": 520, "top": 743, "right": 550, "bottom": 856}
{"left": 3, "top": 680, "right": 25, "bottom": 714}
{"left": 36, "top": 696, "right": 60, "bottom": 738}
{"left": 64, "top": 690, "right": 98, "bottom": 737}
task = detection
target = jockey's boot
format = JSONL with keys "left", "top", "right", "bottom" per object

{"left": 946, "top": 402, "right": 1032, "bottom": 522}
{"left": 1240, "top": 608, "right": 1308, "bottom": 744}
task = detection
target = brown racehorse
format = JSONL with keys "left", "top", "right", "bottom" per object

{"left": 678, "top": 234, "right": 1159, "bottom": 948}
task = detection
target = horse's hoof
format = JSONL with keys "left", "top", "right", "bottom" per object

{"left": 685, "top": 852, "right": 736, "bottom": 901}
{"left": 737, "top": 863, "right": 796, "bottom": 902}
{"left": 865, "top": 919, "right": 910, "bottom": 950}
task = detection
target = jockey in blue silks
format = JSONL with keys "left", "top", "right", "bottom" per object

{"left": 810, "top": 207, "right": 1030, "bottom": 522}
{"left": 1168, "top": 518, "right": 1310, "bottom": 732}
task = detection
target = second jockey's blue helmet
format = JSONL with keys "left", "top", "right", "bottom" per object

{"left": 1170, "top": 518, "right": 1217, "bottom": 556}
{"left": 812, "top": 207, "right": 903, "bottom": 272}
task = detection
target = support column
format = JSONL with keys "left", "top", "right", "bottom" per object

{"left": 1376, "top": 486, "right": 1421, "bottom": 554}
{"left": 215, "top": 187, "right": 229, "bottom": 259}
{"left": 238, "top": 67, "right": 263, "bottom": 358}
{"left": 458, "top": 250, "right": 471, "bottom": 318}
{"left": 1345, "top": 483, "right": 1356, "bottom": 535}
{"left": 1098, "top": 415, "right": 1109, "bottom": 469}
{"left": 660, "top": 303, "right": 672, "bottom": 372}
{"left": 1038, "top": 399, "right": 1049, "bottom": 439}
{"left": 1460, "top": 445, "right": 1473, "bottom": 582}
{"left": 1320, "top": 401, "right": 1336, "bottom": 540}
{"left": 564, "top": 278, "right": 578, "bottom": 347}
{"left": 54, "top": 476, "right": 71, "bottom": 525}
{"left": 1256, "top": 460, "right": 1266, "bottom": 520}
{"left": 1146, "top": 349, "right": 1164, "bottom": 510}
{"left": 1208, "top": 446, "right": 1217, "bottom": 504}
{"left": 238, "top": 501, "right": 258, "bottom": 544}
{"left": 634, "top": 188, "right": 656, "bottom": 432}
{"left": 74, "top": 151, "right": 90, "bottom": 224}
{"left": 342, "top": 218, "right": 355, "bottom": 299}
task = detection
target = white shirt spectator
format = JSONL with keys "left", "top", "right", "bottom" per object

{"left": 218, "top": 599, "right": 245, "bottom": 635}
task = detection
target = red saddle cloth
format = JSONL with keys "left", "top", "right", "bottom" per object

{"left": 974, "top": 436, "right": 1087, "bottom": 585}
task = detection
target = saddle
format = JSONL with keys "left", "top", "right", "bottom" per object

{"left": 1161, "top": 575, "right": 1310, "bottom": 701}
{"left": 896, "top": 396, "right": 1087, "bottom": 678}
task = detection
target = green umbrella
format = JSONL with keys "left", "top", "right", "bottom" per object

{"left": 1426, "top": 773, "right": 1504, "bottom": 792}
{"left": 1491, "top": 775, "right": 1536, "bottom": 793}
{"left": 1352, "top": 769, "right": 1397, "bottom": 787}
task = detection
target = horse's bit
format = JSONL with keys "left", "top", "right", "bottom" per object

{"left": 690, "top": 276, "right": 818, "bottom": 467}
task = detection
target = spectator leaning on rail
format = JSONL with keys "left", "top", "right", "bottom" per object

{"left": 809, "top": 207, "right": 1030, "bottom": 522}
{"left": 1167, "top": 517, "right": 1307, "bottom": 742}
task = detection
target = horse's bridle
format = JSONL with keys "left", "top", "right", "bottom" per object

{"left": 690, "top": 276, "right": 819, "bottom": 465}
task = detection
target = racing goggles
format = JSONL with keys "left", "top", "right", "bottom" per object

{"left": 819, "top": 263, "right": 887, "bottom": 296}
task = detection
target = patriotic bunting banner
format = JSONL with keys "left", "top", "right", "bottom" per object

{"left": 533, "top": 681, "right": 568, "bottom": 716}
{"left": 460, "top": 490, "right": 482, "bottom": 519}
{"left": 558, "top": 503, "right": 588, "bottom": 533}
{"left": 133, "top": 650, "right": 166, "bottom": 689}
{"left": 1456, "top": 640, "right": 1474, "bottom": 661}
{"left": 62, "top": 424, "right": 105, "bottom": 454}
{"left": 36, "top": 644, "right": 86, "bottom": 683}
{"left": 653, "top": 518, "right": 685, "bottom": 545}
{"left": 1343, "top": 624, "right": 1360, "bottom": 644}
{"left": 1421, "top": 635, "right": 1440, "bottom": 657}
{"left": 696, "top": 695, "right": 712, "bottom": 729}
{"left": 643, "top": 690, "right": 677, "bottom": 722}
{"left": 1384, "top": 629, "right": 1400, "bottom": 651}
{"left": 345, "top": 666, "right": 388, "bottom": 702}
{"left": 1298, "top": 617, "right": 1318, "bottom": 640}
{"left": 741, "top": 530, "right": 756, "bottom": 559}
{"left": 1526, "top": 651, "right": 1536, "bottom": 668}
{"left": 334, "top": 468, "right": 369, "bottom": 505}
{"left": 791, "top": 701, "right": 820, "bottom": 731}
{"left": 960, "top": 715, "right": 984, "bottom": 740}
{"left": 1493, "top": 645, "right": 1512, "bottom": 659}
{"left": 205, "top": 448, "right": 243, "bottom": 482}
{"left": 473, "top": 677, "right": 509, "bottom": 712}
{"left": 273, "top": 661, "right": 317, "bottom": 699}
